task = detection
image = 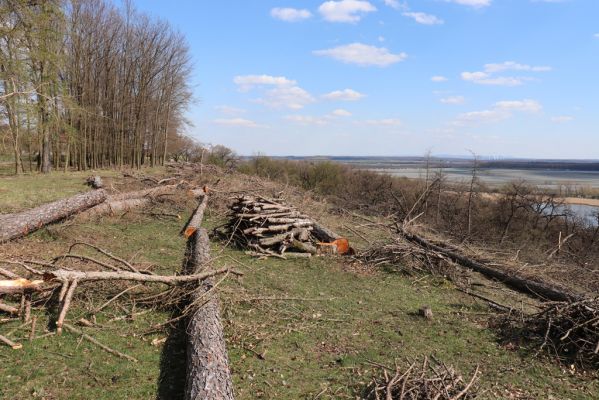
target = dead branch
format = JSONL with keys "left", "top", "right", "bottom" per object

{"left": 63, "top": 323, "right": 137, "bottom": 362}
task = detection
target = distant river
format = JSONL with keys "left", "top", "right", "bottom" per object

{"left": 558, "top": 204, "right": 599, "bottom": 227}
{"left": 370, "top": 167, "right": 599, "bottom": 190}
{"left": 367, "top": 167, "right": 599, "bottom": 226}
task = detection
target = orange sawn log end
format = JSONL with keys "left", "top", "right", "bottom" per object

{"left": 184, "top": 227, "right": 198, "bottom": 238}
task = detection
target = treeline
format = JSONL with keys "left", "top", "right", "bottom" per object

{"left": 0, "top": 0, "right": 191, "bottom": 174}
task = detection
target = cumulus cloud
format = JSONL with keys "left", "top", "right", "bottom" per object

{"left": 235, "top": 74, "right": 314, "bottom": 109}
{"left": 461, "top": 61, "right": 551, "bottom": 86}
{"left": 215, "top": 105, "right": 246, "bottom": 115}
{"left": 383, "top": 0, "right": 402, "bottom": 9}
{"left": 402, "top": 12, "right": 444, "bottom": 25}
{"left": 453, "top": 99, "right": 542, "bottom": 126}
{"left": 495, "top": 99, "right": 542, "bottom": 113}
{"left": 551, "top": 115, "right": 574, "bottom": 123}
{"left": 331, "top": 108, "right": 352, "bottom": 117}
{"left": 285, "top": 115, "right": 329, "bottom": 125}
{"left": 322, "top": 88, "right": 366, "bottom": 101}
{"left": 440, "top": 96, "right": 465, "bottom": 105}
{"left": 431, "top": 75, "right": 448, "bottom": 82}
{"left": 318, "top": 0, "right": 377, "bottom": 23}
{"left": 213, "top": 118, "right": 263, "bottom": 128}
{"left": 270, "top": 7, "right": 312, "bottom": 22}
{"left": 285, "top": 108, "right": 353, "bottom": 125}
{"left": 483, "top": 61, "right": 551, "bottom": 73}
{"left": 314, "top": 43, "right": 407, "bottom": 67}
{"left": 446, "top": 0, "right": 491, "bottom": 7}
{"left": 256, "top": 86, "right": 315, "bottom": 110}
{"left": 234, "top": 75, "right": 296, "bottom": 91}
{"left": 365, "top": 118, "right": 402, "bottom": 126}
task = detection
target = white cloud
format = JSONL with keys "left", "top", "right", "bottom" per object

{"left": 235, "top": 74, "right": 314, "bottom": 109}
{"left": 461, "top": 72, "right": 526, "bottom": 86}
{"left": 271, "top": 7, "right": 312, "bottom": 22}
{"left": 256, "top": 86, "right": 315, "bottom": 110}
{"left": 322, "top": 88, "right": 366, "bottom": 101}
{"left": 383, "top": 0, "right": 402, "bottom": 9}
{"left": 314, "top": 43, "right": 407, "bottom": 67}
{"left": 440, "top": 96, "right": 465, "bottom": 105}
{"left": 285, "top": 115, "right": 329, "bottom": 125}
{"left": 215, "top": 105, "right": 246, "bottom": 115}
{"left": 431, "top": 75, "right": 448, "bottom": 82}
{"left": 483, "top": 61, "right": 551, "bottom": 73}
{"left": 595, "top": 33, "right": 599, "bottom": 38}
{"left": 495, "top": 99, "right": 542, "bottom": 113}
{"left": 378, "top": 35, "right": 385, "bottom": 42}
{"left": 453, "top": 99, "right": 542, "bottom": 126}
{"left": 331, "top": 108, "right": 352, "bottom": 117}
{"left": 213, "top": 118, "right": 262, "bottom": 128}
{"left": 455, "top": 110, "right": 506, "bottom": 124}
{"left": 365, "top": 118, "right": 402, "bottom": 126}
{"left": 402, "top": 12, "right": 444, "bottom": 25}
{"left": 551, "top": 115, "right": 574, "bottom": 123}
{"left": 318, "top": 0, "right": 376, "bottom": 23}
{"left": 234, "top": 75, "right": 296, "bottom": 91}
{"left": 446, "top": 0, "right": 491, "bottom": 7}
{"left": 461, "top": 62, "right": 550, "bottom": 86}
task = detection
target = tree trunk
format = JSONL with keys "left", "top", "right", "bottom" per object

{"left": 0, "top": 190, "right": 107, "bottom": 243}
{"left": 182, "top": 194, "right": 234, "bottom": 400}
{"left": 399, "top": 228, "right": 582, "bottom": 302}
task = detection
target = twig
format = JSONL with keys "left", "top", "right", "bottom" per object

{"left": 63, "top": 323, "right": 137, "bottom": 362}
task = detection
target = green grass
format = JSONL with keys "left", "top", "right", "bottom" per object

{"left": 0, "top": 171, "right": 117, "bottom": 213}
{"left": 1, "top": 172, "right": 598, "bottom": 399}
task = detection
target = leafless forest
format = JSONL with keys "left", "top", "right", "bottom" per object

{"left": 1, "top": 0, "right": 192, "bottom": 173}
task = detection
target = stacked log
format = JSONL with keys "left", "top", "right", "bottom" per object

{"left": 223, "top": 195, "right": 345, "bottom": 258}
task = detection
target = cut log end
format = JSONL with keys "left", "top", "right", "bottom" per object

{"left": 184, "top": 227, "right": 197, "bottom": 238}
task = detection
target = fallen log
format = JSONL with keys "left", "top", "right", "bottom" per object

{"left": 42, "top": 268, "right": 240, "bottom": 285}
{"left": 0, "top": 279, "right": 43, "bottom": 294}
{"left": 183, "top": 195, "right": 235, "bottom": 400}
{"left": 0, "top": 190, "right": 107, "bottom": 243}
{"left": 399, "top": 228, "right": 582, "bottom": 302}
{"left": 78, "top": 185, "right": 179, "bottom": 220}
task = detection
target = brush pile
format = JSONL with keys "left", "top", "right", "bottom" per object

{"left": 223, "top": 195, "right": 328, "bottom": 258}
{"left": 364, "top": 356, "right": 480, "bottom": 400}
{"left": 500, "top": 297, "right": 599, "bottom": 369}
{"left": 359, "top": 238, "right": 449, "bottom": 274}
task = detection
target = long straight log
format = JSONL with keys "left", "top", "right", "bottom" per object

{"left": 78, "top": 185, "right": 179, "bottom": 220}
{"left": 0, "top": 190, "right": 107, "bottom": 243}
{"left": 43, "top": 268, "right": 240, "bottom": 285}
{"left": 183, "top": 195, "right": 234, "bottom": 400}
{"left": 399, "top": 228, "right": 582, "bottom": 302}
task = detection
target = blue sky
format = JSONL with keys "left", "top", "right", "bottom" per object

{"left": 132, "top": 0, "right": 598, "bottom": 158}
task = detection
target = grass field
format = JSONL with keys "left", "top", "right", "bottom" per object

{"left": 1, "top": 170, "right": 598, "bottom": 399}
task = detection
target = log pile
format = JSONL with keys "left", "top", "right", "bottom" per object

{"left": 222, "top": 195, "right": 345, "bottom": 258}
{"left": 364, "top": 356, "right": 480, "bottom": 400}
{"left": 499, "top": 297, "right": 599, "bottom": 369}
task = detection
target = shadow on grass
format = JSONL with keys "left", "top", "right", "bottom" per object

{"left": 157, "top": 318, "right": 188, "bottom": 400}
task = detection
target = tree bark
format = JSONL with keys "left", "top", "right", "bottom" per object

{"left": 183, "top": 195, "right": 235, "bottom": 400}
{"left": 77, "top": 185, "right": 178, "bottom": 220}
{"left": 0, "top": 190, "right": 107, "bottom": 243}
